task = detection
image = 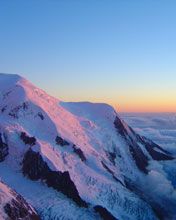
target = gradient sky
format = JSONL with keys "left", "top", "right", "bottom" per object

{"left": 0, "top": 0, "right": 176, "bottom": 112}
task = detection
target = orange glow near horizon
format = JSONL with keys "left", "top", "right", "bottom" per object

{"left": 112, "top": 97, "right": 176, "bottom": 113}
{"left": 53, "top": 88, "right": 176, "bottom": 113}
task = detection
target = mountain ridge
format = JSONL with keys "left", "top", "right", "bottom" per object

{"left": 0, "top": 73, "right": 175, "bottom": 220}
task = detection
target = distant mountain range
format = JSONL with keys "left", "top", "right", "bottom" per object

{"left": 0, "top": 73, "right": 175, "bottom": 220}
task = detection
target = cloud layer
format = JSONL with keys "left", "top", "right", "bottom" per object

{"left": 120, "top": 113, "right": 176, "bottom": 154}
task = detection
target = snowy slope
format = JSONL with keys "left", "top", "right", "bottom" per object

{"left": 0, "top": 73, "right": 175, "bottom": 220}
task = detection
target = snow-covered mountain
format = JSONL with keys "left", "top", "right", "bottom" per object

{"left": 0, "top": 73, "right": 175, "bottom": 220}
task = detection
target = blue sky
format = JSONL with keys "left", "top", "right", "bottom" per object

{"left": 0, "top": 0, "right": 176, "bottom": 112}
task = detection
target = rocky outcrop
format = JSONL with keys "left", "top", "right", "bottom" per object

{"left": 106, "top": 151, "right": 116, "bottom": 165}
{"left": 114, "top": 117, "right": 149, "bottom": 173}
{"left": 22, "top": 149, "right": 88, "bottom": 208}
{"left": 114, "top": 116, "right": 174, "bottom": 173}
{"left": 0, "top": 133, "right": 8, "bottom": 162}
{"left": 73, "top": 145, "right": 86, "bottom": 161}
{"left": 8, "top": 102, "right": 29, "bottom": 119}
{"left": 37, "top": 112, "right": 44, "bottom": 120}
{"left": 0, "top": 181, "right": 40, "bottom": 220}
{"left": 143, "top": 139, "right": 174, "bottom": 161}
{"left": 55, "top": 136, "right": 69, "bottom": 146}
{"left": 94, "top": 205, "right": 118, "bottom": 220}
{"left": 4, "top": 195, "right": 40, "bottom": 220}
{"left": 114, "top": 116, "right": 128, "bottom": 139}
{"left": 129, "top": 144, "right": 149, "bottom": 173}
{"left": 20, "top": 132, "right": 36, "bottom": 146}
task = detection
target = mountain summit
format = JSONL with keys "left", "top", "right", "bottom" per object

{"left": 0, "top": 73, "right": 175, "bottom": 220}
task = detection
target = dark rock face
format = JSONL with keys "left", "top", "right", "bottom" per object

{"left": 147, "top": 140, "right": 171, "bottom": 155}
{"left": 129, "top": 144, "right": 149, "bottom": 173}
{"left": 94, "top": 205, "right": 118, "bottom": 220}
{"left": 108, "top": 152, "right": 116, "bottom": 165}
{"left": 145, "top": 144, "right": 174, "bottom": 161}
{"left": 20, "top": 132, "right": 36, "bottom": 146}
{"left": 107, "top": 151, "right": 116, "bottom": 165}
{"left": 4, "top": 194, "right": 40, "bottom": 220}
{"left": 55, "top": 136, "right": 69, "bottom": 146}
{"left": 37, "top": 112, "right": 44, "bottom": 120}
{"left": 0, "top": 133, "right": 8, "bottom": 162}
{"left": 114, "top": 116, "right": 149, "bottom": 173}
{"left": 143, "top": 139, "right": 174, "bottom": 161}
{"left": 73, "top": 145, "right": 86, "bottom": 161}
{"left": 114, "top": 116, "right": 174, "bottom": 174}
{"left": 22, "top": 102, "right": 29, "bottom": 110}
{"left": 114, "top": 116, "right": 128, "bottom": 139}
{"left": 22, "top": 149, "right": 88, "bottom": 208}
{"left": 1, "top": 105, "right": 7, "bottom": 113}
{"left": 8, "top": 102, "right": 29, "bottom": 119}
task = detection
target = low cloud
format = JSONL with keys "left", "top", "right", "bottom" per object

{"left": 120, "top": 113, "right": 176, "bottom": 154}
